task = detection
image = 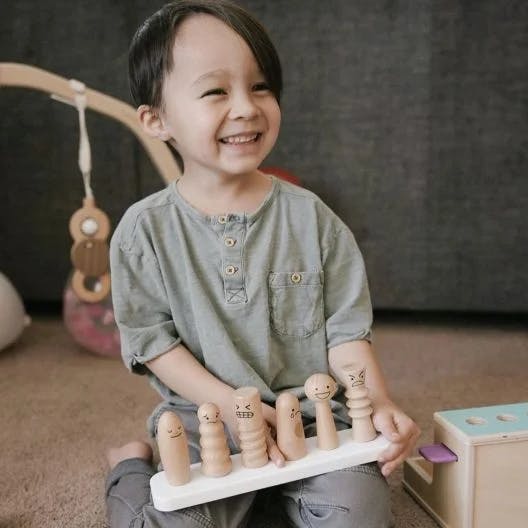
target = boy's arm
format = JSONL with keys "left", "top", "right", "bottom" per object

{"left": 145, "top": 344, "right": 284, "bottom": 466}
{"left": 328, "top": 340, "right": 420, "bottom": 476}
{"left": 146, "top": 344, "right": 237, "bottom": 427}
{"left": 328, "top": 339, "right": 391, "bottom": 403}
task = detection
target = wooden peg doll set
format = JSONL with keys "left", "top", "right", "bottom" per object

{"left": 150, "top": 365, "right": 390, "bottom": 512}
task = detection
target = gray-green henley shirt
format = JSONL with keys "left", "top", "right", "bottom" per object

{"left": 110, "top": 177, "right": 372, "bottom": 426}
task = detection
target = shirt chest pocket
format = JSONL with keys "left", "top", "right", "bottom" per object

{"left": 268, "top": 271, "right": 324, "bottom": 337}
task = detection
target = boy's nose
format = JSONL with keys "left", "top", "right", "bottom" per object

{"left": 229, "top": 92, "right": 259, "bottom": 120}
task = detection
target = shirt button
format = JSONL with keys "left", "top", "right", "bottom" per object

{"left": 218, "top": 215, "right": 228, "bottom": 224}
{"left": 291, "top": 272, "right": 302, "bottom": 283}
{"left": 224, "top": 237, "right": 236, "bottom": 247}
{"left": 225, "top": 265, "right": 237, "bottom": 275}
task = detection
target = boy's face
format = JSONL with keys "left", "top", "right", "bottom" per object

{"left": 157, "top": 14, "right": 281, "bottom": 179}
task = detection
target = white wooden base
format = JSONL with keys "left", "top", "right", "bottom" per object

{"left": 151, "top": 429, "right": 390, "bottom": 511}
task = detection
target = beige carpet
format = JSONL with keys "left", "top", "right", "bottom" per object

{"left": 1, "top": 314, "right": 527, "bottom": 527}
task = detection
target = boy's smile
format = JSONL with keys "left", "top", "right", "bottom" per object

{"left": 154, "top": 14, "right": 281, "bottom": 181}
{"left": 219, "top": 132, "right": 261, "bottom": 145}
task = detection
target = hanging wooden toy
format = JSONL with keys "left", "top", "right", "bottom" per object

{"left": 67, "top": 79, "right": 111, "bottom": 303}
{"left": 0, "top": 63, "right": 181, "bottom": 357}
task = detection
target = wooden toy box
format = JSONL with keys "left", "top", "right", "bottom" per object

{"left": 403, "top": 402, "right": 528, "bottom": 528}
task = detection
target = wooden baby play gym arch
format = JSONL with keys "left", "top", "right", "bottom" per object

{"left": 0, "top": 62, "right": 181, "bottom": 184}
{"left": 0, "top": 62, "right": 181, "bottom": 302}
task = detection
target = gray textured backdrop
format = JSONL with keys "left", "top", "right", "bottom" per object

{"left": 1, "top": 1, "right": 526, "bottom": 311}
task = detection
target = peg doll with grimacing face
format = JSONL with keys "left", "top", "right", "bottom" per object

{"left": 233, "top": 387, "right": 268, "bottom": 467}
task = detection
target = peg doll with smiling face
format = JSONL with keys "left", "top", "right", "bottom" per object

{"left": 304, "top": 372, "right": 338, "bottom": 402}
{"left": 304, "top": 373, "right": 339, "bottom": 450}
{"left": 156, "top": 411, "right": 191, "bottom": 485}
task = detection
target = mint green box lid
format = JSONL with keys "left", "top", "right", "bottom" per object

{"left": 436, "top": 402, "right": 528, "bottom": 439}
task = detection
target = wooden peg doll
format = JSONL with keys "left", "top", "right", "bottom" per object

{"left": 156, "top": 411, "right": 191, "bottom": 486}
{"left": 233, "top": 386, "right": 268, "bottom": 468}
{"left": 304, "top": 373, "right": 339, "bottom": 450}
{"left": 197, "top": 402, "right": 232, "bottom": 477}
{"left": 276, "top": 392, "right": 307, "bottom": 461}
{"left": 340, "top": 364, "right": 377, "bottom": 442}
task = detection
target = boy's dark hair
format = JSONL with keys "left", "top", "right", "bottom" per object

{"left": 128, "top": 0, "right": 282, "bottom": 109}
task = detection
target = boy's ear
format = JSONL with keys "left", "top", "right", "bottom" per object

{"left": 137, "top": 105, "right": 171, "bottom": 141}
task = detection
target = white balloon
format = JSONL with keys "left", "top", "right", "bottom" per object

{"left": 0, "top": 272, "right": 30, "bottom": 351}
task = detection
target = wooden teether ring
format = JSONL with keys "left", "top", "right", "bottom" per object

{"left": 69, "top": 196, "right": 112, "bottom": 303}
{"left": 71, "top": 270, "right": 111, "bottom": 303}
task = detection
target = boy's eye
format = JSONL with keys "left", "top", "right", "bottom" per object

{"left": 201, "top": 88, "right": 226, "bottom": 98}
{"left": 252, "top": 82, "right": 270, "bottom": 92}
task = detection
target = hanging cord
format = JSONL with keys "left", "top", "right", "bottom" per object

{"left": 69, "top": 79, "right": 93, "bottom": 199}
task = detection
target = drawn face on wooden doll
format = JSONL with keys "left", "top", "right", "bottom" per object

{"left": 157, "top": 411, "right": 185, "bottom": 440}
{"left": 277, "top": 392, "right": 302, "bottom": 420}
{"left": 155, "top": 410, "right": 191, "bottom": 486}
{"left": 198, "top": 402, "right": 221, "bottom": 424}
{"left": 276, "top": 392, "right": 304, "bottom": 437}
{"left": 342, "top": 364, "right": 366, "bottom": 388}
{"left": 234, "top": 386, "right": 263, "bottom": 430}
{"left": 304, "top": 373, "right": 337, "bottom": 402}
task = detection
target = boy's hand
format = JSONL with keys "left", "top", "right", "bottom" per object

{"left": 261, "top": 403, "right": 285, "bottom": 467}
{"left": 372, "top": 400, "right": 420, "bottom": 477}
{"left": 265, "top": 424, "right": 285, "bottom": 467}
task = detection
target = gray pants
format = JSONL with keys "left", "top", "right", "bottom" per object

{"left": 106, "top": 408, "right": 392, "bottom": 528}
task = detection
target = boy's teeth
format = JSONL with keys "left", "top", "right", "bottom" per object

{"left": 222, "top": 133, "right": 258, "bottom": 144}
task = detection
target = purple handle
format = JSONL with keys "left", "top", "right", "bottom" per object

{"left": 419, "top": 443, "right": 458, "bottom": 464}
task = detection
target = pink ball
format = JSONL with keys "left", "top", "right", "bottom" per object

{"left": 63, "top": 278, "right": 121, "bottom": 358}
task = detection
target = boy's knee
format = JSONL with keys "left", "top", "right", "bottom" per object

{"left": 284, "top": 463, "right": 392, "bottom": 528}
{"left": 142, "top": 504, "right": 216, "bottom": 528}
{"left": 142, "top": 490, "right": 257, "bottom": 528}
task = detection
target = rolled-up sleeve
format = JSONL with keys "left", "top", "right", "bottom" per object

{"left": 323, "top": 225, "right": 373, "bottom": 348}
{"left": 110, "top": 223, "right": 181, "bottom": 375}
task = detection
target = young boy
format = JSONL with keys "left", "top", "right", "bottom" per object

{"left": 106, "top": 1, "right": 419, "bottom": 527}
